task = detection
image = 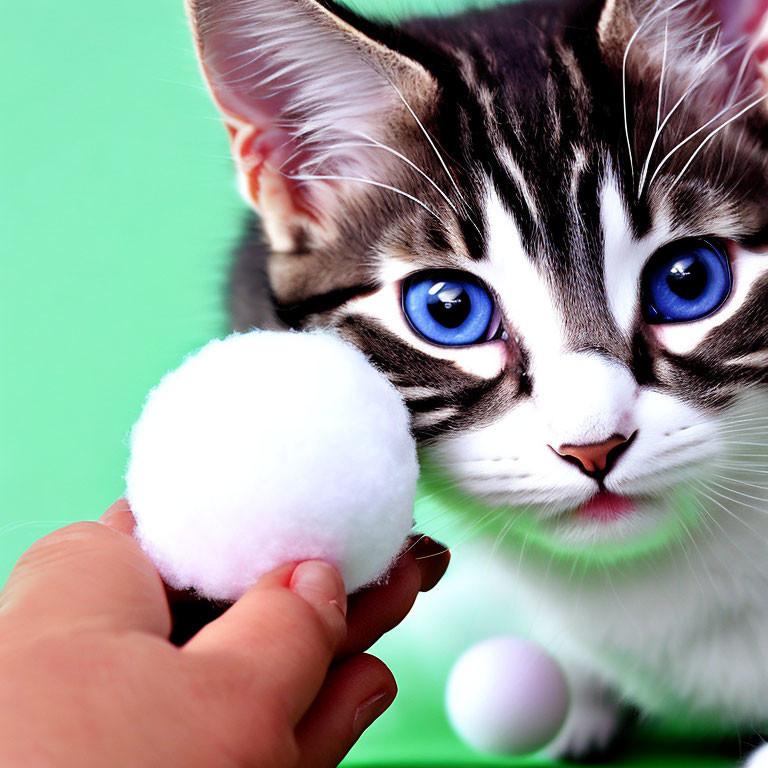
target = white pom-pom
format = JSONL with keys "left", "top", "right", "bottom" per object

{"left": 746, "top": 744, "right": 768, "bottom": 767}
{"left": 446, "top": 637, "right": 570, "bottom": 756}
{"left": 126, "top": 330, "right": 418, "bottom": 601}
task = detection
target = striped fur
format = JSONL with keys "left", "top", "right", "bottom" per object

{"left": 225, "top": 0, "right": 768, "bottom": 428}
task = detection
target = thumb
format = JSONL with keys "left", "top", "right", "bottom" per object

{"left": 184, "top": 560, "right": 348, "bottom": 725}
{"left": 0, "top": 518, "right": 170, "bottom": 637}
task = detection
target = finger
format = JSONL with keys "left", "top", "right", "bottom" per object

{"left": 337, "top": 536, "right": 450, "bottom": 659}
{"left": 0, "top": 521, "right": 171, "bottom": 637}
{"left": 99, "top": 499, "right": 233, "bottom": 644}
{"left": 295, "top": 654, "right": 396, "bottom": 768}
{"left": 167, "top": 537, "right": 448, "bottom": 648}
{"left": 184, "top": 560, "right": 347, "bottom": 724}
{"left": 98, "top": 498, "right": 136, "bottom": 536}
{"left": 411, "top": 535, "right": 451, "bottom": 593}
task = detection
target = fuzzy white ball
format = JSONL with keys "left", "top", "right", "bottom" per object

{"left": 746, "top": 744, "right": 768, "bottom": 767}
{"left": 446, "top": 637, "right": 570, "bottom": 755}
{"left": 126, "top": 330, "right": 418, "bottom": 601}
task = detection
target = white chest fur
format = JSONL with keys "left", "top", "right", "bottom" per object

{"left": 511, "top": 515, "right": 768, "bottom": 730}
{"left": 408, "top": 499, "right": 768, "bottom": 735}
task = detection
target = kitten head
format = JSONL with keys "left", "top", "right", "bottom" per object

{"left": 188, "top": 0, "right": 768, "bottom": 559}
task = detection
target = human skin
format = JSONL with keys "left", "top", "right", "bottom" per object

{"left": 0, "top": 499, "right": 449, "bottom": 768}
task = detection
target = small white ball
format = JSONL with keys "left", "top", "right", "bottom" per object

{"left": 126, "top": 330, "right": 418, "bottom": 601}
{"left": 446, "top": 636, "right": 569, "bottom": 755}
{"left": 746, "top": 743, "right": 768, "bottom": 767}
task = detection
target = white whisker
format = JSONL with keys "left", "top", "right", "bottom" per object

{"left": 675, "top": 517, "right": 708, "bottom": 598}
{"left": 656, "top": 22, "right": 669, "bottom": 134}
{"left": 622, "top": 0, "right": 708, "bottom": 188}
{"left": 647, "top": 91, "right": 758, "bottom": 191}
{"left": 438, "top": 507, "right": 505, "bottom": 551}
{"left": 641, "top": 37, "right": 743, "bottom": 195}
{"left": 0, "top": 519, "right": 70, "bottom": 538}
{"left": 385, "top": 79, "right": 475, "bottom": 218}
{"left": 729, "top": 31, "right": 764, "bottom": 103}
{"left": 719, "top": 418, "right": 768, "bottom": 432}
{"left": 341, "top": 132, "right": 460, "bottom": 216}
{"left": 719, "top": 415, "right": 768, "bottom": 426}
{"left": 669, "top": 94, "right": 768, "bottom": 191}
{"left": 721, "top": 440, "right": 768, "bottom": 447}
{"left": 692, "top": 481, "right": 768, "bottom": 542}
{"left": 717, "top": 428, "right": 768, "bottom": 438}
{"left": 692, "top": 18, "right": 721, "bottom": 56}
{"left": 711, "top": 474, "right": 768, "bottom": 493}
{"left": 715, "top": 464, "right": 768, "bottom": 475}
{"left": 687, "top": 493, "right": 761, "bottom": 581}
{"left": 717, "top": 454, "right": 768, "bottom": 460}
{"left": 287, "top": 173, "right": 447, "bottom": 224}
{"left": 622, "top": 21, "right": 647, "bottom": 182}
{"left": 708, "top": 479, "right": 768, "bottom": 507}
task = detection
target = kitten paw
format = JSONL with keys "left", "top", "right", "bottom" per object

{"left": 545, "top": 675, "right": 628, "bottom": 762}
{"left": 746, "top": 743, "right": 768, "bottom": 767}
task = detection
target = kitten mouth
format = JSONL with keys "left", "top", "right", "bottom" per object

{"left": 576, "top": 490, "right": 637, "bottom": 522}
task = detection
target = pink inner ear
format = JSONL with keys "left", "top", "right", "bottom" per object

{"left": 192, "top": 0, "right": 406, "bottom": 221}
{"left": 747, "top": 0, "right": 768, "bottom": 35}
{"left": 234, "top": 127, "right": 327, "bottom": 221}
{"left": 201, "top": 34, "right": 294, "bottom": 133}
{"left": 242, "top": 127, "right": 310, "bottom": 176}
{"left": 709, "top": 0, "right": 768, "bottom": 39}
{"left": 754, "top": 0, "right": 768, "bottom": 65}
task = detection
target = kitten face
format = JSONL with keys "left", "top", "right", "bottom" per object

{"left": 417, "top": 211, "right": 768, "bottom": 549}
{"left": 189, "top": 0, "right": 768, "bottom": 558}
{"left": 340, "top": 172, "right": 768, "bottom": 551}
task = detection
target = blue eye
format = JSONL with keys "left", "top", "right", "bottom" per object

{"left": 402, "top": 271, "right": 498, "bottom": 346}
{"left": 642, "top": 239, "right": 732, "bottom": 324}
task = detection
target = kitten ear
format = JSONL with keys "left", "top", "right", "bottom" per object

{"left": 710, "top": 0, "right": 768, "bottom": 46}
{"left": 636, "top": 0, "right": 768, "bottom": 81}
{"left": 596, "top": 0, "right": 638, "bottom": 63}
{"left": 187, "top": 0, "right": 437, "bottom": 251}
{"left": 709, "top": 0, "right": 768, "bottom": 81}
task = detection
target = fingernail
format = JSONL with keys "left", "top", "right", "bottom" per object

{"left": 290, "top": 560, "right": 347, "bottom": 619}
{"left": 353, "top": 691, "right": 394, "bottom": 738}
{"left": 98, "top": 508, "right": 119, "bottom": 526}
{"left": 98, "top": 503, "right": 135, "bottom": 535}
{"left": 411, "top": 535, "right": 449, "bottom": 559}
{"left": 410, "top": 535, "right": 451, "bottom": 592}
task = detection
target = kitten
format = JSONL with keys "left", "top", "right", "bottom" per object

{"left": 187, "top": 0, "right": 768, "bottom": 760}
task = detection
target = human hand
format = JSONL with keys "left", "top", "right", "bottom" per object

{"left": 0, "top": 500, "right": 449, "bottom": 768}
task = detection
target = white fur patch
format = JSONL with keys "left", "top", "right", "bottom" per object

{"left": 533, "top": 352, "right": 638, "bottom": 447}
{"left": 601, "top": 174, "right": 666, "bottom": 335}
{"left": 475, "top": 187, "right": 566, "bottom": 366}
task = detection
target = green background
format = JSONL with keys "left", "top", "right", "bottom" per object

{"left": 0, "top": 0, "right": 741, "bottom": 765}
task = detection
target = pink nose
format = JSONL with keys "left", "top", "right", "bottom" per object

{"left": 553, "top": 434, "right": 635, "bottom": 479}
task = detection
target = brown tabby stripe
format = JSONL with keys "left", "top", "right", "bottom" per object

{"left": 274, "top": 283, "right": 381, "bottom": 328}
{"left": 337, "top": 314, "right": 516, "bottom": 440}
